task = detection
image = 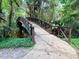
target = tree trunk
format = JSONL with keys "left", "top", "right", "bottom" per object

{"left": 9, "top": 0, "right": 13, "bottom": 27}
{"left": 0, "top": 0, "right": 2, "bottom": 13}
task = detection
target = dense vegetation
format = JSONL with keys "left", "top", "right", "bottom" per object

{"left": 0, "top": 0, "right": 79, "bottom": 48}
{"left": 25, "top": 0, "right": 79, "bottom": 45}
{"left": 0, "top": 38, "right": 34, "bottom": 48}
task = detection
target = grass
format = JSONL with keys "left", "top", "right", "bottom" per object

{"left": 0, "top": 38, "right": 34, "bottom": 48}
{"left": 71, "top": 38, "right": 79, "bottom": 48}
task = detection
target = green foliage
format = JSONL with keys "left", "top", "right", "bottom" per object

{"left": 25, "top": 0, "right": 33, "bottom": 3}
{"left": 53, "top": 0, "right": 79, "bottom": 29}
{"left": 71, "top": 38, "right": 79, "bottom": 48}
{"left": 0, "top": 38, "right": 34, "bottom": 48}
{"left": 16, "top": 7, "right": 26, "bottom": 17}
{"left": 2, "top": 0, "right": 10, "bottom": 16}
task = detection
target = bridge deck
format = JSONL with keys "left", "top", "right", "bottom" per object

{"left": 22, "top": 22, "right": 78, "bottom": 59}
{"left": 0, "top": 22, "right": 78, "bottom": 59}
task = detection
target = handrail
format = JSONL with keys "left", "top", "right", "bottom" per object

{"left": 26, "top": 17, "right": 70, "bottom": 39}
{"left": 17, "top": 17, "right": 33, "bottom": 35}
{"left": 17, "top": 17, "right": 35, "bottom": 43}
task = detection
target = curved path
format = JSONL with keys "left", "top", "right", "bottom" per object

{"left": 0, "top": 22, "right": 78, "bottom": 59}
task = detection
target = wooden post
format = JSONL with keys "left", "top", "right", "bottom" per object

{"left": 31, "top": 26, "right": 35, "bottom": 43}
{"left": 68, "top": 28, "right": 72, "bottom": 44}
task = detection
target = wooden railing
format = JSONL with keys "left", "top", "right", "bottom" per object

{"left": 17, "top": 17, "right": 35, "bottom": 43}
{"left": 26, "top": 17, "right": 53, "bottom": 33}
{"left": 26, "top": 17, "right": 70, "bottom": 42}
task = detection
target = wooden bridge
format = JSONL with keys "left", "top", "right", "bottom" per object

{"left": 26, "top": 17, "right": 72, "bottom": 41}
{"left": 11, "top": 17, "right": 78, "bottom": 59}
{"left": 0, "top": 17, "right": 78, "bottom": 59}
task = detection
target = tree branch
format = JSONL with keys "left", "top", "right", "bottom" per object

{"left": 14, "top": 0, "right": 20, "bottom": 7}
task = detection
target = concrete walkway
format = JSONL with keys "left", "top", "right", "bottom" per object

{"left": 22, "top": 22, "right": 78, "bottom": 59}
{"left": 0, "top": 22, "right": 78, "bottom": 59}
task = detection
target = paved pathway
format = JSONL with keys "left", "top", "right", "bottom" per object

{"left": 0, "top": 22, "right": 78, "bottom": 59}
{"left": 22, "top": 22, "right": 78, "bottom": 59}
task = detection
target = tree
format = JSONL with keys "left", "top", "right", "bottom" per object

{"left": 56, "top": 0, "right": 79, "bottom": 42}
{"left": 0, "top": 0, "right": 2, "bottom": 13}
{"left": 8, "top": 0, "right": 21, "bottom": 27}
{"left": 8, "top": 0, "right": 13, "bottom": 27}
{"left": 0, "top": 0, "right": 6, "bottom": 21}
